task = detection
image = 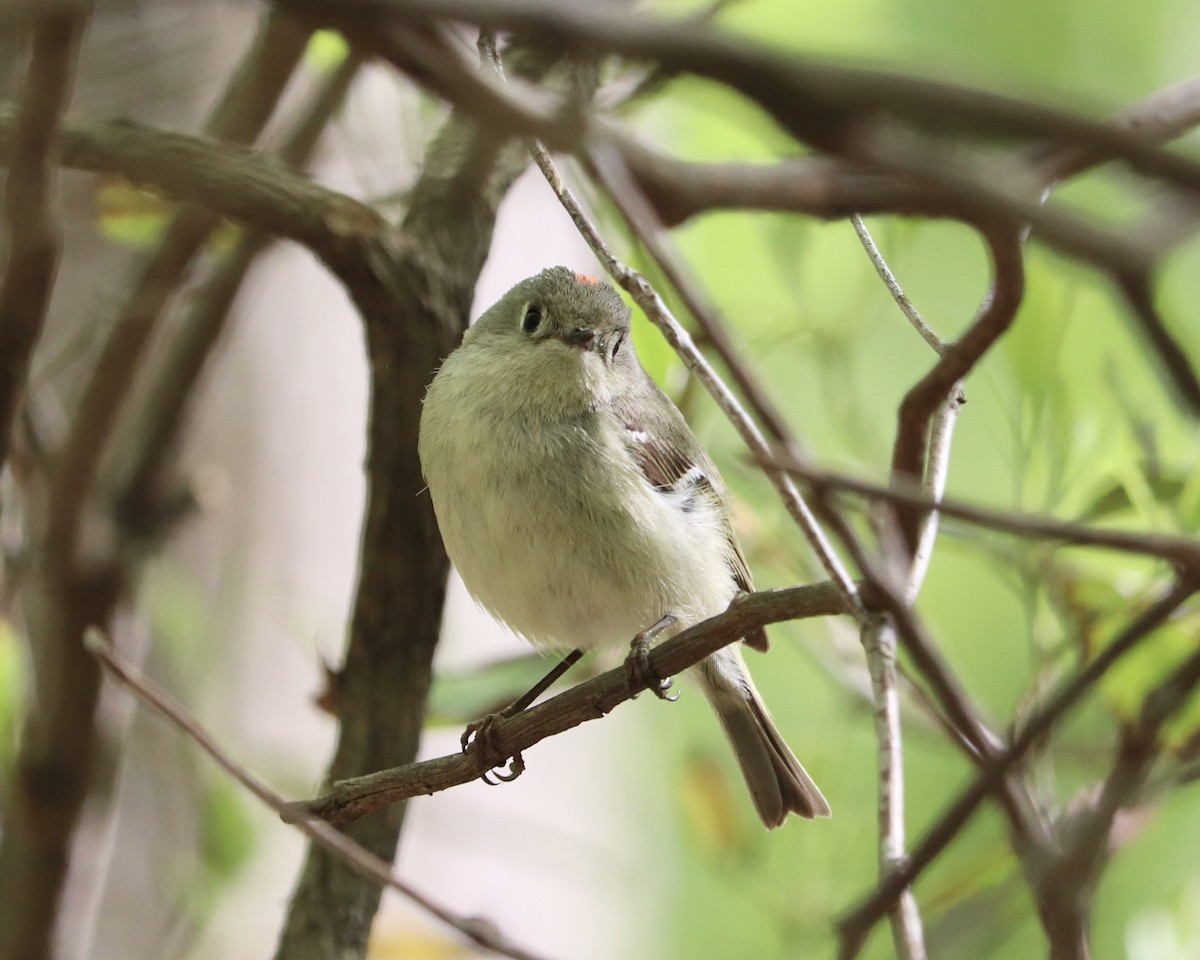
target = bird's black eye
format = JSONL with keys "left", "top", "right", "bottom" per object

{"left": 610, "top": 334, "right": 623, "bottom": 360}
{"left": 522, "top": 306, "right": 542, "bottom": 334}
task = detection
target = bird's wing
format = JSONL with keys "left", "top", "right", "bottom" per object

{"left": 614, "top": 396, "right": 769, "bottom": 653}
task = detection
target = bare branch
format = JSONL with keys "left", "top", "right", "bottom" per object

{"left": 0, "top": 12, "right": 85, "bottom": 476}
{"left": 851, "top": 215, "right": 945, "bottom": 355}
{"left": 862, "top": 618, "right": 927, "bottom": 960}
{"left": 83, "top": 630, "right": 555, "bottom": 960}
{"left": 0, "top": 107, "right": 390, "bottom": 263}
{"left": 891, "top": 227, "right": 1025, "bottom": 545}
{"left": 294, "top": 583, "right": 851, "bottom": 823}
{"left": 1028, "top": 74, "right": 1200, "bottom": 185}
{"left": 768, "top": 456, "right": 1200, "bottom": 571}
{"left": 580, "top": 145, "right": 866, "bottom": 614}
{"left": 848, "top": 217, "right": 943, "bottom": 957}
{"left": 1117, "top": 271, "right": 1200, "bottom": 415}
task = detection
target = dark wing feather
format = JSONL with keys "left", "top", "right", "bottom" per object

{"left": 614, "top": 391, "right": 769, "bottom": 653}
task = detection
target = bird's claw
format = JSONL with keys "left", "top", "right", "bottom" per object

{"left": 625, "top": 630, "right": 679, "bottom": 702}
{"left": 461, "top": 713, "right": 525, "bottom": 784}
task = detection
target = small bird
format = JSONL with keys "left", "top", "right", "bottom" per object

{"left": 418, "top": 267, "right": 829, "bottom": 827}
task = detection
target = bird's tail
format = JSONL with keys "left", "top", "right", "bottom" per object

{"left": 697, "top": 646, "right": 830, "bottom": 828}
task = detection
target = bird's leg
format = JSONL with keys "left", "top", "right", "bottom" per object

{"left": 624, "top": 614, "right": 679, "bottom": 701}
{"left": 461, "top": 648, "right": 585, "bottom": 783}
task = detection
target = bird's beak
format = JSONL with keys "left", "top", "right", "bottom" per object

{"left": 558, "top": 327, "right": 596, "bottom": 350}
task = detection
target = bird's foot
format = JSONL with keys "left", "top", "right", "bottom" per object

{"left": 624, "top": 614, "right": 679, "bottom": 701}
{"left": 461, "top": 711, "right": 525, "bottom": 784}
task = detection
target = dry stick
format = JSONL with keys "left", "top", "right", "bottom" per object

{"left": 891, "top": 227, "right": 1025, "bottom": 541}
{"left": 835, "top": 577, "right": 1200, "bottom": 960}
{"left": 586, "top": 157, "right": 806, "bottom": 463}
{"left": 1026, "top": 74, "right": 1200, "bottom": 186}
{"left": 0, "top": 12, "right": 85, "bottom": 475}
{"left": 82, "top": 631, "right": 554, "bottom": 960}
{"left": 296, "top": 583, "right": 851, "bottom": 822}
{"left": 116, "top": 51, "right": 365, "bottom": 527}
{"left": 850, "top": 216, "right": 944, "bottom": 356}
{"left": 861, "top": 618, "right": 926, "bottom": 960}
{"left": 906, "top": 391, "right": 962, "bottom": 603}
{"left": 770, "top": 457, "right": 1200, "bottom": 569}
{"left": 1117, "top": 271, "right": 1200, "bottom": 414}
{"left": 573, "top": 144, "right": 864, "bottom": 614}
{"left": 849, "top": 215, "right": 946, "bottom": 960}
{"left": 45, "top": 7, "right": 313, "bottom": 548}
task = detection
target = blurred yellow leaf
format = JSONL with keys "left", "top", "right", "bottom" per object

{"left": 306, "top": 29, "right": 350, "bottom": 73}
{"left": 678, "top": 752, "right": 752, "bottom": 860}
{"left": 94, "top": 175, "right": 172, "bottom": 248}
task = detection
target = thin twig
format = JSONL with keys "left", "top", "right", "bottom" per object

{"left": 1117, "top": 271, "right": 1200, "bottom": 415}
{"left": 836, "top": 577, "right": 1199, "bottom": 958}
{"left": 850, "top": 215, "right": 944, "bottom": 355}
{"left": 766, "top": 455, "right": 1200, "bottom": 571}
{"left": 862, "top": 618, "right": 927, "bottom": 960}
{"left": 587, "top": 151, "right": 809, "bottom": 461}
{"left": 891, "top": 227, "right": 1025, "bottom": 545}
{"left": 576, "top": 143, "right": 865, "bottom": 613}
{"left": 83, "top": 630, "right": 554, "bottom": 960}
{"left": 295, "top": 583, "right": 851, "bottom": 823}
{"left": 0, "top": 12, "right": 86, "bottom": 475}
{"left": 847, "top": 215, "right": 941, "bottom": 957}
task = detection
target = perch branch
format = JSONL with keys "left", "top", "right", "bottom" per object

{"left": 295, "top": 583, "right": 851, "bottom": 823}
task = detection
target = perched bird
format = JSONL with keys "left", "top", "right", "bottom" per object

{"left": 418, "top": 267, "right": 829, "bottom": 827}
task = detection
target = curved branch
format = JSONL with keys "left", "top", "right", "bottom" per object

{"left": 0, "top": 107, "right": 390, "bottom": 270}
{"left": 891, "top": 227, "right": 1025, "bottom": 544}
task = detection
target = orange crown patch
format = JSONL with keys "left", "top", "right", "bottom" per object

{"left": 574, "top": 273, "right": 600, "bottom": 285}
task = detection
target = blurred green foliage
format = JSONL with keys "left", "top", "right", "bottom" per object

{"left": 618, "top": 0, "right": 1200, "bottom": 957}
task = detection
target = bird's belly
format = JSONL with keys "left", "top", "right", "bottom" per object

{"left": 432, "top": 439, "right": 734, "bottom": 652}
